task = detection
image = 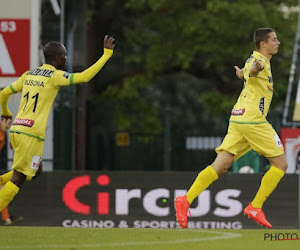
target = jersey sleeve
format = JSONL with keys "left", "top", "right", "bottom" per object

{"left": 0, "top": 71, "right": 28, "bottom": 117}
{"left": 53, "top": 48, "right": 113, "bottom": 87}
{"left": 51, "top": 70, "right": 72, "bottom": 88}
{"left": 10, "top": 71, "right": 28, "bottom": 93}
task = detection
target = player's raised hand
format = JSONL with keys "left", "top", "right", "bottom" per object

{"left": 104, "top": 35, "right": 115, "bottom": 50}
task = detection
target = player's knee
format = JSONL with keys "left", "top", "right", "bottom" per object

{"left": 10, "top": 171, "right": 26, "bottom": 187}
{"left": 213, "top": 163, "right": 231, "bottom": 176}
{"left": 268, "top": 155, "right": 288, "bottom": 172}
{"left": 274, "top": 159, "right": 288, "bottom": 172}
{"left": 221, "top": 165, "right": 231, "bottom": 175}
{"left": 271, "top": 162, "right": 287, "bottom": 172}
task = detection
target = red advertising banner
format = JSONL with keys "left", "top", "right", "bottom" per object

{"left": 0, "top": 19, "right": 30, "bottom": 77}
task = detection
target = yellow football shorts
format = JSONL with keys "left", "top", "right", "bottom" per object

{"left": 10, "top": 132, "right": 44, "bottom": 176}
{"left": 216, "top": 122, "right": 284, "bottom": 162}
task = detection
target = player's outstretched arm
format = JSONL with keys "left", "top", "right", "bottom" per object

{"left": 60, "top": 35, "right": 115, "bottom": 86}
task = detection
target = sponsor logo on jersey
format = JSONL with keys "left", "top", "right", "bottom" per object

{"left": 12, "top": 118, "right": 35, "bottom": 127}
{"left": 27, "top": 68, "right": 54, "bottom": 77}
{"left": 24, "top": 80, "right": 44, "bottom": 87}
{"left": 231, "top": 108, "right": 245, "bottom": 116}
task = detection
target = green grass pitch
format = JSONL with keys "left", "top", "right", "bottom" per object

{"left": 0, "top": 227, "right": 300, "bottom": 250}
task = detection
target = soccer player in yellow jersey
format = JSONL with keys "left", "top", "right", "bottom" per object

{"left": 0, "top": 35, "right": 115, "bottom": 213}
{"left": 175, "top": 28, "right": 287, "bottom": 229}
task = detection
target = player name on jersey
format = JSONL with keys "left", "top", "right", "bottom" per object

{"left": 24, "top": 79, "right": 45, "bottom": 87}
{"left": 27, "top": 69, "right": 54, "bottom": 77}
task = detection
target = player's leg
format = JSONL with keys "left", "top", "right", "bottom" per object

{"left": 174, "top": 151, "right": 234, "bottom": 228}
{"left": 185, "top": 150, "right": 233, "bottom": 205}
{"left": 1, "top": 203, "right": 23, "bottom": 226}
{"left": 185, "top": 123, "right": 248, "bottom": 205}
{"left": 0, "top": 176, "right": 21, "bottom": 211}
{"left": 175, "top": 122, "right": 248, "bottom": 228}
{"left": 0, "top": 171, "right": 14, "bottom": 186}
{"left": 0, "top": 166, "right": 40, "bottom": 184}
{"left": 1, "top": 206, "right": 9, "bottom": 223}
{"left": 0, "top": 163, "right": 42, "bottom": 224}
{"left": 0, "top": 184, "right": 9, "bottom": 224}
{"left": 0, "top": 164, "right": 42, "bottom": 215}
{"left": 0, "top": 171, "right": 24, "bottom": 225}
{"left": 251, "top": 154, "right": 287, "bottom": 209}
{"left": 0, "top": 133, "right": 21, "bottom": 211}
{"left": 0, "top": 170, "right": 26, "bottom": 211}
{"left": 242, "top": 123, "right": 285, "bottom": 228}
{"left": 0, "top": 133, "right": 43, "bottom": 211}
{"left": 0, "top": 169, "right": 37, "bottom": 184}
{"left": 0, "top": 166, "right": 40, "bottom": 225}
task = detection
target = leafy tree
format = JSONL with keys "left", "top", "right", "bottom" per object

{"left": 88, "top": 0, "right": 298, "bottom": 135}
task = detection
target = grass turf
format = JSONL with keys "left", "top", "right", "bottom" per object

{"left": 0, "top": 227, "right": 300, "bottom": 250}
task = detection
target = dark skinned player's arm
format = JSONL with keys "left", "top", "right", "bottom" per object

{"left": 55, "top": 48, "right": 113, "bottom": 87}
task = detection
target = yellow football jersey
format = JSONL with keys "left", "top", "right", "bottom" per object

{"left": 0, "top": 48, "right": 113, "bottom": 141}
{"left": 230, "top": 51, "right": 273, "bottom": 124}
{"left": 8, "top": 64, "right": 71, "bottom": 140}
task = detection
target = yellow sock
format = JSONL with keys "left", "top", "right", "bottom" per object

{"left": 252, "top": 166, "right": 284, "bottom": 209}
{"left": 0, "top": 171, "right": 14, "bottom": 186}
{"left": 186, "top": 166, "right": 219, "bottom": 204}
{"left": 0, "top": 181, "right": 19, "bottom": 211}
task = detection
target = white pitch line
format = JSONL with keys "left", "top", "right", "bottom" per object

{"left": 0, "top": 230, "right": 241, "bottom": 249}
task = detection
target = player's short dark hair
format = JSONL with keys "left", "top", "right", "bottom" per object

{"left": 254, "top": 28, "right": 275, "bottom": 50}
{"left": 43, "top": 41, "right": 64, "bottom": 63}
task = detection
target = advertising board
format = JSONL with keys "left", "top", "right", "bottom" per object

{"left": 8, "top": 171, "right": 299, "bottom": 229}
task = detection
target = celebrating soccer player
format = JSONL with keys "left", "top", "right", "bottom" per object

{"left": 175, "top": 28, "right": 286, "bottom": 229}
{"left": 0, "top": 35, "right": 115, "bottom": 213}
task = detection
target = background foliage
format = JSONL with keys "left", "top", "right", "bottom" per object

{"left": 87, "top": 0, "right": 298, "bottom": 136}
